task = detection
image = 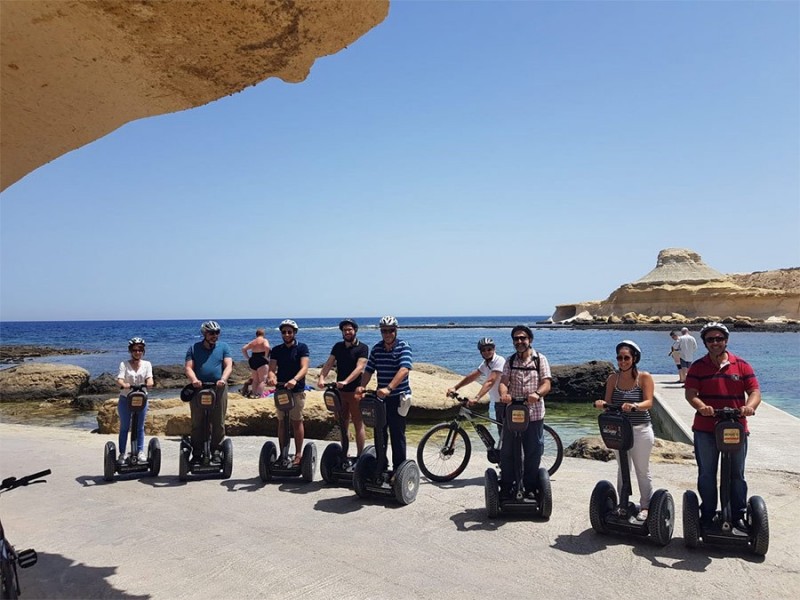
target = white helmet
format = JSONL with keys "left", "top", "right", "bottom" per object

{"left": 616, "top": 340, "right": 642, "bottom": 364}
{"left": 279, "top": 319, "right": 299, "bottom": 332}
{"left": 200, "top": 321, "right": 221, "bottom": 334}
{"left": 700, "top": 322, "right": 729, "bottom": 341}
{"left": 379, "top": 316, "right": 398, "bottom": 328}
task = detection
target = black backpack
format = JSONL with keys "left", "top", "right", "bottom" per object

{"left": 507, "top": 351, "right": 542, "bottom": 377}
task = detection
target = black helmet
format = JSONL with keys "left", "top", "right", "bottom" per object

{"left": 615, "top": 340, "right": 642, "bottom": 365}
{"left": 511, "top": 325, "right": 533, "bottom": 341}
{"left": 477, "top": 337, "right": 495, "bottom": 350}
{"left": 339, "top": 319, "right": 359, "bottom": 331}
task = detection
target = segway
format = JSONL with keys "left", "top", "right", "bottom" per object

{"left": 588, "top": 405, "right": 674, "bottom": 546}
{"left": 352, "top": 390, "right": 420, "bottom": 505}
{"left": 178, "top": 383, "right": 233, "bottom": 481}
{"left": 319, "top": 383, "right": 373, "bottom": 486}
{"left": 683, "top": 407, "right": 769, "bottom": 556}
{"left": 259, "top": 384, "right": 317, "bottom": 482}
{"left": 103, "top": 385, "right": 161, "bottom": 482}
{"left": 484, "top": 399, "right": 551, "bottom": 519}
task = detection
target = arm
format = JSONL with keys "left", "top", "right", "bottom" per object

{"left": 185, "top": 359, "right": 201, "bottom": 387}
{"left": 317, "top": 355, "right": 336, "bottom": 388}
{"left": 472, "top": 370, "right": 500, "bottom": 404}
{"left": 340, "top": 357, "right": 368, "bottom": 388}
{"left": 741, "top": 388, "right": 761, "bottom": 417}
{"left": 219, "top": 357, "right": 233, "bottom": 386}
{"left": 241, "top": 340, "right": 253, "bottom": 360}
{"left": 447, "top": 369, "right": 481, "bottom": 397}
{"left": 685, "top": 384, "right": 713, "bottom": 416}
{"left": 267, "top": 359, "right": 278, "bottom": 386}
{"left": 499, "top": 365, "right": 511, "bottom": 403}
{"left": 380, "top": 367, "right": 410, "bottom": 398}
{"left": 145, "top": 362, "right": 154, "bottom": 388}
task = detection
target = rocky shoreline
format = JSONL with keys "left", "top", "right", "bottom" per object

{"left": 0, "top": 344, "right": 100, "bottom": 363}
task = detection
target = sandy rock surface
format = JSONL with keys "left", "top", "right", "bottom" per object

{"left": 0, "top": 363, "right": 89, "bottom": 402}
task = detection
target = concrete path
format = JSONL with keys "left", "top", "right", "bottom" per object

{"left": 652, "top": 375, "right": 800, "bottom": 473}
{"left": 1, "top": 423, "right": 798, "bottom": 599}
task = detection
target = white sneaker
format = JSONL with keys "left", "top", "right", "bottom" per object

{"left": 137, "top": 451, "right": 147, "bottom": 463}
{"left": 117, "top": 452, "right": 127, "bottom": 465}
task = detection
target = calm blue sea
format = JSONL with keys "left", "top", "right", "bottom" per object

{"left": 1, "top": 316, "right": 798, "bottom": 419}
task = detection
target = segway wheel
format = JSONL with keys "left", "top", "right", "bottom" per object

{"left": 320, "top": 443, "right": 343, "bottom": 484}
{"left": 748, "top": 496, "right": 769, "bottom": 556}
{"left": 362, "top": 444, "right": 375, "bottom": 456}
{"left": 148, "top": 437, "right": 161, "bottom": 477}
{"left": 682, "top": 490, "right": 700, "bottom": 548}
{"left": 178, "top": 446, "right": 190, "bottom": 482}
{"left": 259, "top": 441, "right": 277, "bottom": 483}
{"left": 353, "top": 452, "right": 376, "bottom": 499}
{"left": 589, "top": 480, "right": 616, "bottom": 534}
{"left": 484, "top": 468, "right": 500, "bottom": 518}
{"left": 393, "top": 460, "right": 420, "bottom": 505}
{"left": 221, "top": 438, "right": 234, "bottom": 479}
{"left": 103, "top": 442, "right": 117, "bottom": 482}
{"left": 536, "top": 467, "right": 552, "bottom": 520}
{"left": 301, "top": 443, "right": 317, "bottom": 483}
{"left": 647, "top": 489, "right": 675, "bottom": 546}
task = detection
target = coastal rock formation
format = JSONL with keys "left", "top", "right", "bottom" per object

{"left": 552, "top": 248, "right": 800, "bottom": 323}
{"left": 0, "top": 0, "right": 389, "bottom": 190}
{"left": 549, "top": 361, "right": 614, "bottom": 402}
{"left": 565, "top": 436, "right": 695, "bottom": 464}
{"left": 0, "top": 364, "right": 90, "bottom": 401}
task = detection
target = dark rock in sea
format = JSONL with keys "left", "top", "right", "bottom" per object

{"left": 549, "top": 361, "right": 615, "bottom": 402}
{"left": 83, "top": 372, "right": 118, "bottom": 394}
{"left": 152, "top": 362, "right": 250, "bottom": 389}
{"left": 0, "top": 344, "right": 95, "bottom": 364}
{"left": 566, "top": 435, "right": 695, "bottom": 464}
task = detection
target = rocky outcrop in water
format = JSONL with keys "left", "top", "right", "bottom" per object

{"left": 565, "top": 436, "right": 695, "bottom": 464}
{"left": 0, "top": 364, "right": 90, "bottom": 401}
{"left": 552, "top": 248, "right": 799, "bottom": 323}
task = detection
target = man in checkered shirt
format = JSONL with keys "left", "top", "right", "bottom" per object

{"left": 498, "top": 325, "right": 552, "bottom": 498}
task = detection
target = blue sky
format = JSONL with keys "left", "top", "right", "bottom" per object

{"left": 1, "top": 0, "right": 798, "bottom": 321}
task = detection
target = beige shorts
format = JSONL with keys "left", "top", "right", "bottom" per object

{"left": 276, "top": 391, "right": 305, "bottom": 421}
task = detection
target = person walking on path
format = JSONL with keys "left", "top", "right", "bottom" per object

{"left": 116, "top": 337, "right": 154, "bottom": 464}
{"left": 594, "top": 340, "right": 655, "bottom": 522}
{"left": 357, "top": 316, "right": 413, "bottom": 471}
{"left": 668, "top": 330, "right": 682, "bottom": 382}
{"left": 678, "top": 327, "right": 698, "bottom": 383}
{"left": 684, "top": 322, "right": 761, "bottom": 534}
{"left": 268, "top": 319, "right": 310, "bottom": 466}
{"left": 447, "top": 337, "right": 506, "bottom": 434}
{"left": 185, "top": 321, "right": 233, "bottom": 462}
{"left": 242, "top": 328, "right": 271, "bottom": 397}
{"left": 498, "top": 325, "right": 551, "bottom": 499}
{"left": 317, "top": 319, "right": 369, "bottom": 456}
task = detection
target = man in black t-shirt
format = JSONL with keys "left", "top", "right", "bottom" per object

{"left": 317, "top": 319, "right": 369, "bottom": 455}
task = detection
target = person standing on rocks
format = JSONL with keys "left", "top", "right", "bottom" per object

{"left": 677, "top": 327, "right": 698, "bottom": 383}
{"left": 317, "top": 319, "right": 369, "bottom": 456}
{"left": 669, "top": 330, "right": 682, "bottom": 382}
{"left": 685, "top": 322, "right": 761, "bottom": 534}
{"left": 185, "top": 321, "right": 233, "bottom": 462}
{"left": 242, "top": 328, "right": 271, "bottom": 398}
{"left": 267, "top": 319, "right": 309, "bottom": 466}
{"left": 116, "top": 337, "right": 154, "bottom": 464}
{"left": 594, "top": 340, "right": 655, "bottom": 522}
{"left": 498, "top": 325, "right": 552, "bottom": 499}
{"left": 357, "top": 316, "right": 413, "bottom": 471}
{"left": 447, "top": 337, "right": 506, "bottom": 434}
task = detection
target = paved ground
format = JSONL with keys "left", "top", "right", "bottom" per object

{"left": 1, "top": 420, "right": 798, "bottom": 600}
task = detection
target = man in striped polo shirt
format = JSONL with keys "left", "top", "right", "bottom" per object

{"left": 685, "top": 322, "right": 761, "bottom": 533}
{"left": 358, "top": 316, "right": 412, "bottom": 470}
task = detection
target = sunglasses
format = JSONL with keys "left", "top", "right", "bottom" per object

{"left": 131, "top": 349, "right": 144, "bottom": 353}
{"left": 380, "top": 328, "right": 397, "bottom": 334}
{"left": 479, "top": 347, "right": 494, "bottom": 352}
{"left": 206, "top": 332, "right": 220, "bottom": 336}
{"left": 280, "top": 330, "right": 295, "bottom": 335}
{"left": 512, "top": 336, "right": 528, "bottom": 342}
{"left": 616, "top": 355, "right": 633, "bottom": 361}
{"left": 705, "top": 336, "right": 726, "bottom": 343}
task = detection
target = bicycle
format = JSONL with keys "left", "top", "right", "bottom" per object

{"left": 416, "top": 393, "right": 563, "bottom": 483}
{"left": 1, "top": 469, "right": 51, "bottom": 600}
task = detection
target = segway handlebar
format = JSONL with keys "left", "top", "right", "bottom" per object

{"left": 1, "top": 469, "right": 52, "bottom": 493}
{"left": 714, "top": 407, "right": 744, "bottom": 418}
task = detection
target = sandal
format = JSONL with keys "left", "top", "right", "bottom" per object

{"left": 635, "top": 509, "right": 649, "bottom": 522}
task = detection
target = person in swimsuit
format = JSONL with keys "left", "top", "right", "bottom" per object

{"left": 242, "top": 328, "right": 271, "bottom": 397}
{"left": 594, "top": 340, "right": 655, "bottom": 522}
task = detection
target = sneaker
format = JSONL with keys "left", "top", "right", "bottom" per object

{"left": 732, "top": 518, "right": 749, "bottom": 536}
{"left": 137, "top": 451, "right": 147, "bottom": 463}
{"left": 117, "top": 452, "right": 127, "bottom": 466}
{"left": 212, "top": 450, "right": 223, "bottom": 463}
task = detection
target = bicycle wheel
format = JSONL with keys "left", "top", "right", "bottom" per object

{"left": 416, "top": 423, "right": 471, "bottom": 482}
{"left": 541, "top": 424, "right": 563, "bottom": 476}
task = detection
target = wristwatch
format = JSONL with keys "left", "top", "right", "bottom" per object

{"left": 386, "top": 385, "right": 394, "bottom": 393}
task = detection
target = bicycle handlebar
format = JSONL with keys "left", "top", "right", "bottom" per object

{"left": 1, "top": 469, "right": 51, "bottom": 492}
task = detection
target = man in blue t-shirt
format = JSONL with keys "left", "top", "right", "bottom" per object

{"left": 184, "top": 320, "right": 233, "bottom": 460}
{"left": 268, "top": 319, "right": 310, "bottom": 465}
{"left": 357, "top": 316, "right": 413, "bottom": 470}
{"left": 318, "top": 319, "right": 369, "bottom": 455}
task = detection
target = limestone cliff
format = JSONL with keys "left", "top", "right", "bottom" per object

{"left": 552, "top": 248, "right": 800, "bottom": 323}
{"left": 0, "top": 0, "right": 389, "bottom": 191}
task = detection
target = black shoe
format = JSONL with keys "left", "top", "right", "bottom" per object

{"left": 524, "top": 491, "right": 537, "bottom": 501}
{"left": 732, "top": 518, "right": 749, "bottom": 536}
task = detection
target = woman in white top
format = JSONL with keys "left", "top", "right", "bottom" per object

{"left": 116, "top": 337, "right": 154, "bottom": 463}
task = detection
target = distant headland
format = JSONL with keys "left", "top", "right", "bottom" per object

{"left": 551, "top": 248, "right": 799, "bottom": 327}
